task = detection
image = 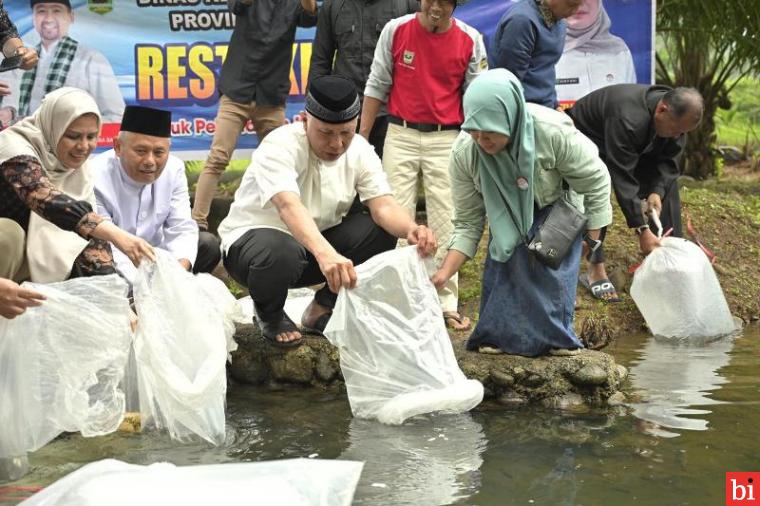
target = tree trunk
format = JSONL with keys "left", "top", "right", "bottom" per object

{"left": 660, "top": 35, "right": 719, "bottom": 180}
{"left": 683, "top": 99, "right": 718, "bottom": 180}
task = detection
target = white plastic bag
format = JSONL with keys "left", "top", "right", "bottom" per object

{"left": 324, "top": 246, "right": 483, "bottom": 425}
{"left": 630, "top": 237, "right": 737, "bottom": 339}
{"left": 0, "top": 275, "right": 132, "bottom": 462}
{"left": 21, "top": 458, "right": 364, "bottom": 506}
{"left": 133, "top": 250, "right": 242, "bottom": 446}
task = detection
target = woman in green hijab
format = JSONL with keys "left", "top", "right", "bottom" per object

{"left": 431, "top": 68, "right": 612, "bottom": 356}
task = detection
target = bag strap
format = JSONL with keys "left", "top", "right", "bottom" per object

{"left": 490, "top": 180, "right": 530, "bottom": 246}
{"left": 491, "top": 178, "right": 574, "bottom": 245}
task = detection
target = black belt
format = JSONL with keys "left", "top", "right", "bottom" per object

{"left": 388, "top": 115, "right": 460, "bottom": 133}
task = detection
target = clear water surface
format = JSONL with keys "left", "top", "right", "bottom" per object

{"left": 3, "top": 326, "right": 758, "bottom": 505}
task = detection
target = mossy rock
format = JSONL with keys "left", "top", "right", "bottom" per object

{"left": 229, "top": 324, "right": 625, "bottom": 409}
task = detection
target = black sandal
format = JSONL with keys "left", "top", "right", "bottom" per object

{"left": 579, "top": 275, "right": 621, "bottom": 303}
{"left": 301, "top": 312, "right": 332, "bottom": 337}
{"left": 259, "top": 314, "right": 303, "bottom": 348}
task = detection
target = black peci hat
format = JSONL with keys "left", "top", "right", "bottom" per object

{"left": 305, "top": 75, "right": 361, "bottom": 124}
{"left": 119, "top": 106, "right": 172, "bottom": 138}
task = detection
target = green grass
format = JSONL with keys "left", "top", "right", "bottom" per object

{"left": 184, "top": 159, "right": 250, "bottom": 175}
{"left": 183, "top": 159, "right": 249, "bottom": 194}
{"left": 682, "top": 183, "right": 760, "bottom": 228}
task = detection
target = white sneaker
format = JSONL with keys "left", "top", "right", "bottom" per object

{"left": 478, "top": 345, "right": 504, "bottom": 355}
{"left": 549, "top": 348, "right": 582, "bottom": 357}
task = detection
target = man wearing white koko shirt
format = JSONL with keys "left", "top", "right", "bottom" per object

{"left": 92, "top": 106, "right": 221, "bottom": 284}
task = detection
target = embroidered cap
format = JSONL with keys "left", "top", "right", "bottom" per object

{"left": 30, "top": 0, "right": 71, "bottom": 8}
{"left": 305, "top": 75, "right": 360, "bottom": 124}
{"left": 119, "top": 106, "right": 172, "bottom": 138}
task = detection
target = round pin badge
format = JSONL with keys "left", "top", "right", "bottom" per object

{"left": 516, "top": 177, "right": 529, "bottom": 190}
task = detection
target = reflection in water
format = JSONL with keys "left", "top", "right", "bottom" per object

{"left": 627, "top": 335, "right": 736, "bottom": 437}
{"left": 340, "top": 414, "right": 486, "bottom": 505}
{"left": 472, "top": 407, "right": 620, "bottom": 505}
{"left": 526, "top": 447, "right": 579, "bottom": 506}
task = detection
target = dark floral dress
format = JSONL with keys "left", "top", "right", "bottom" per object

{"left": 0, "top": 155, "right": 116, "bottom": 278}
{"left": 0, "top": 3, "right": 20, "bottom": 51}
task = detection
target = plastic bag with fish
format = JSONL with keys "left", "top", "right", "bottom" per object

{"left": 0, "top": 275, "right": 132, "bottom": 468}
{"left": 21, "top": 458, "right": 363, "bottom": 506}
{"left": 132, "top": 250, "right": 242, "bottom": 446}
{"left": 324, "top": 246, "right": 483, "bottom": 425}
{"left": 630, "top": 237, "right": 737, "bottom": 339}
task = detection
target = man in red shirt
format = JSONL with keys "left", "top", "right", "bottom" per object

{"left": 359, "top": 0, "right": 486, "bottom": 330}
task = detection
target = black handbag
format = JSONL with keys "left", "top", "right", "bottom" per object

{"left": 495, "top": 182, "right": 587, "bottom": 270}
{"left": 525, "top": 196, "right": 587, "bottom": 269}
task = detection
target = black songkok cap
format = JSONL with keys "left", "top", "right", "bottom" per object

{"left": 119, "top": 106, "right": 172, "bottom": 138}
{"left": 30, "top": 0, "right": 71, "bottom": 8}
{"left": 305, "top": 75, "right": 360, "bottom": 124}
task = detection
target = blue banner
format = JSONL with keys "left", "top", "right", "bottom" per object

{"left": 0, "top": 0, "right": 653, "bottom": 157}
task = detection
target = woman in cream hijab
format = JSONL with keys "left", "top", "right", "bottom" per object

{"left": 0, "top": 87, "right": 154, "bottom": 285}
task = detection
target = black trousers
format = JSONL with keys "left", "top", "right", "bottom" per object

{"left": 368, "top": 115, "right": 389, "bottom": 160}
{"left": 194, "top": 231, "right": 222, "bottom": 274}
{"left": 223, "top": 213, "right": 396, "bottom": 323}
{"left": 589, "top": 176, "right": 682, "bottom": 264}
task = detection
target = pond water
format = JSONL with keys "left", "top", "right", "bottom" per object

{"left": 2, "top": 326, "right": 759, "bottom": 505}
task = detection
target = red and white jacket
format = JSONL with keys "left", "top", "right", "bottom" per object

{"left": 364, "top": 13, "right": 488, "bottom": 126}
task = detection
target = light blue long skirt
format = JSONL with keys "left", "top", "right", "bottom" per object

{"left": 466, "top": 205, "right": 584, "bottom": 357}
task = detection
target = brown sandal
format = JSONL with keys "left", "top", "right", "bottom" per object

{"left": 300, "top": 299, "right": 333, "bottom": 337}
{"left": 301, "top": 311, "right": 332, "bottom": 337}
{"left": 443, "top": 311, "right": 472, "bottom": 331}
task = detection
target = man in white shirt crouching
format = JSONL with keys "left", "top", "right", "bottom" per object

{"left": 92, "top": 106, "right": 221, "bottom": 284}
{"left": 218, "top": 75, "right": 437, "bottom": 348}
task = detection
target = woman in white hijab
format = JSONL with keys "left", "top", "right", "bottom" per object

{"left": 0, "top": 87, "right": 154, "bottom": 284}
{"left": 554, "top": 0, "right": 636, "bottom": 106}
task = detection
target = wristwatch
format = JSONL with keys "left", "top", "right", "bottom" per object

{"left": 583, "top": 234, "right": 602, "bottom": 252}
{"left": 634, "top": 224, "right": 650, "bottom": 236}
